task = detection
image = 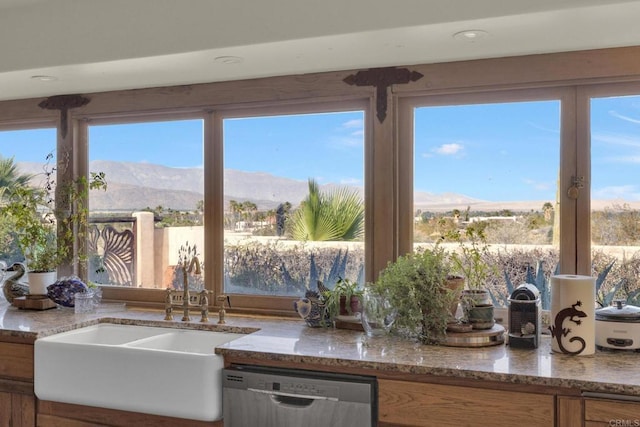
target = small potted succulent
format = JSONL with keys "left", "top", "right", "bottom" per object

{"left": 321, "top": 277, "right": 364, "bottom": 319}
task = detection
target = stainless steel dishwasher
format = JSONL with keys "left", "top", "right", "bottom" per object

{"left": 222, "top": 364, "right": 377, "bottom": 427}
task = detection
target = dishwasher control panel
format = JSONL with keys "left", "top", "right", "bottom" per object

{"left": 255, "top": 377, "right": 340, "bottom": 399}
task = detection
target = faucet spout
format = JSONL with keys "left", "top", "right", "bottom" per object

{"left": 181, "top": 256, "right": 201, "bottom": 321}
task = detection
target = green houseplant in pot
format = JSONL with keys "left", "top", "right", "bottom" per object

{"left": 321, "top": 277, "right": 364, "bottom": 320}
{"left": 1, "top": 184, "right": 62, "bottom": 294}
{"left": 446, "top": 225, "right": 496, "bottom": 329}
{"left": 0, "top": 154, "right": 107, "bottom": 295}
{"left": 369, "top": 246, "right": 455, "bottom": 345}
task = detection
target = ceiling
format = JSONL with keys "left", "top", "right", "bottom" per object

{"left": 2, "top": 0, "right": 640, "bottom": 102}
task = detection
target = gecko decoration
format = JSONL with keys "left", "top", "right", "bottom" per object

{"left": 38, "top": 94, "right": 91, "bottom": 138}
{"left": 343, "top": 67, "right": 424, "bottom": 123}
{"left": 549, "top": 300, "right": 588, "bottom": 355}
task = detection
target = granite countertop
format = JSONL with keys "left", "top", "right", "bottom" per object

{"left": 1, "top": 301, "right": 639, "bottom": 398}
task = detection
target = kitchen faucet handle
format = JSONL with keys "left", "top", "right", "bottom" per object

{"left": 217, "top": 294, "right": 230, "bottom": 324}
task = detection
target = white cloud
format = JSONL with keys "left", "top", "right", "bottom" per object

{"left": 331, "top": 135, "right": 363, "bottom": 148}
{"left": 329, "top": 118, "right": 364, "bottom": 149}
{"left": 593, "top": 185, "right": 640, "bottom": 201}
{"left": 342, "top": 119, "right": 363, "bottom": 129}
{"left": 526, "top": 121, "right": 560, "bottom": 134}
{"left": 609, "top": 110, "right": 640, "bottom": 124}
{"left": 593, "top": 132, "right": 640, "bottom": 148}
{"left": 433, "top": 143, "right": 464, "bottom": 155}
{"left": 340, "top": 177, "right": 362, "bottom": 186}
{"left": 604, "top": 155, "right": 640, "bottom": 164}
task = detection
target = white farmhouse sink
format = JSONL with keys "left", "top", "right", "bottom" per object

{"left": 34, "top": 323, "right": 248, "bottom": 421}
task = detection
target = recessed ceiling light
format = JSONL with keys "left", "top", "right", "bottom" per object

{"left": 214, "top": 56, "right": 244, "bottom": 64}
{"left": 30, "top": 75, "right": 58, "bottom": 82}
{"left": 453, "top": 30, "right": 488, "bottom": 42}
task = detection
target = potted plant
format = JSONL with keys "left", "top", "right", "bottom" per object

{"left": 1, "top": 185, "right": 61, "bottom": 294}
{"left": 446, "top": 224, "right": 496, "bottom": 329}
{"left": 369, "top": 246, "right": 455, "bottom": 345}
{"left": 0, "top": 154, "right": 106, "bottom": 295}
{"left": 321, "top": 277, "right": 364, "bottom": 320}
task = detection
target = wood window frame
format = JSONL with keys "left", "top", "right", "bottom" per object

{"left": 71, "top": 99, "right": 373, "bottom": 315}
{"left": 3, "top": 46, "right": 640, "bottom": 312}
{"left": 72, "top": 111, "right": 209, "bottom": 307}
{"left": 575, "top": 81, "right": 640, "bottom": 275}
{"left": 213, "top": 99, "right": 372, "bottom": 315}
{"left": 396, "top": 87, "right": 579, "bottom": 273}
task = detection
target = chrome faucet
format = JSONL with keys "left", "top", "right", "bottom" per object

{"left": 164, "top": 255, "right": 210, "bottom": 322}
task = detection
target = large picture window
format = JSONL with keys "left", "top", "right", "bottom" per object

{"left": 88, "top": 118, "right": 204, "bottom": 291}
{"left": 221, "top": 110, "right": 366, "bottom": 300}
{"left": 399, "top": 91, "right": 567, "bottom": 310}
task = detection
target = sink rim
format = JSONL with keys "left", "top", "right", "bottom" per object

{"left": 123, "top": 329, "right": 247, "bottom": 355}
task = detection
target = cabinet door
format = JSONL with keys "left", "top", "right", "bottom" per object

{"left": 0, "top": 392, "right": 10, "bottom": 427}
{"left": 585, "top": 398, "right": 640, "bottom": 427}
{"left": 0, "top": 391, "right": 36, "bottom": 427}
{"left": 378, "top": 379, "right": 554, "bottom": 427}
{"left": 0, "top": 343, "right": 33, "bottom": 381}
{"left": 557, "top": 396, "right": 583, "bottom": 427}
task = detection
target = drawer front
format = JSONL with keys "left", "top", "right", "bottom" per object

{"left": 0, "top": 342, "right": 33, "bottom": 381}
{"left": 585, "top": 398, "right": 640, "bottom": 426}
{"left": 379, "top": 379, "right": 554, "bottom": 427}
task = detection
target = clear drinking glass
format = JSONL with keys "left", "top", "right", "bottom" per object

{"left": 74, "top": 291, "right": 96, "bottom": 314}
{"left": 361, "top": 289, "right": 397, "bottom": 337}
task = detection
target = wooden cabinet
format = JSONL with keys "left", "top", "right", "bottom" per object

{"left": 0, "top": 391, "right": 36, "bottom": 427}
{"left": 585, "top": 398, "right": 640, "bottom": 427}
{"left": 557, "top": 396, "right": 583, "bottom": 427}
{"left": 378, "top": 379, "right": 555, "bottom": 427}
{"left": 37, "top": 401, "right": 223, "bottom": 427}
{"left": 0, "top": 341, "right": 36, "bottom": 427}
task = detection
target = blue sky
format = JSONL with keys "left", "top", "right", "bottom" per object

{"left": 223, "top": 112, "right": 364, "bottom": 185}
{"left": 414, "top": 100, "right": 561, "bottom": 202}
{"left": 591, "top": 95, "right": 640, "bottom": 201}
{"left": 1, "top": 95, "right": 638, "bottom": 202}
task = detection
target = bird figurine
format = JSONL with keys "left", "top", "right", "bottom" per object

{"left": 3, "top": 262, "right": 30, "bottom": 304}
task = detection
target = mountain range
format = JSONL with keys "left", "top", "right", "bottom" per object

{"left": 19, "top": 160, "right": 630, "bottom": 213}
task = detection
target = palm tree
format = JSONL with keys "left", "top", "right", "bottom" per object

{"left": 228, "top": 200, "right": 242, "bottom": 229}
{"left": 0, "top": 156, "right": 32, "bottom": 198}
{"left": 241, "top": 201, "right": 257, "bottom": 224}
{"left": 542, "top": 202, "right": 554, "bottom": 222}
{"left": 290, "top": 179, "right": 364, "bottom": 241}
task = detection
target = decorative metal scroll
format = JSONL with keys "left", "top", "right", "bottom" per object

{"left": 343, "top": 66, "right": 424, "bottom": 123}
{"left": 88, "top": 224, "right": 135, "bottom": 287}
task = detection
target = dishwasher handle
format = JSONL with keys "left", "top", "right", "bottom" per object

{"left": 247, "top": 387, "right": 338, "bottom": 408}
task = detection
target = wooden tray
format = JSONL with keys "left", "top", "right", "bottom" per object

{"left": 12, "top": 295, "right": 58, "bottom": 310}
{"left": 442, "top": 324, "right": 505, "bottom": 347}
{"left": 335, "top": 315, "right": 364, "bottom": 332}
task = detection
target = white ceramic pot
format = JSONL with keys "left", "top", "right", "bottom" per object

{"left": 28, "top": 271, "right": 57, "bottom": 295}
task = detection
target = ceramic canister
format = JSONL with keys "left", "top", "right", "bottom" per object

{"left": 549, "top": 274, "right": 596, "bottom": 356}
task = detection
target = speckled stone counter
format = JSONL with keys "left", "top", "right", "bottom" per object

{"left": 2, "top": 301, "right": 639, "bottom": 398}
